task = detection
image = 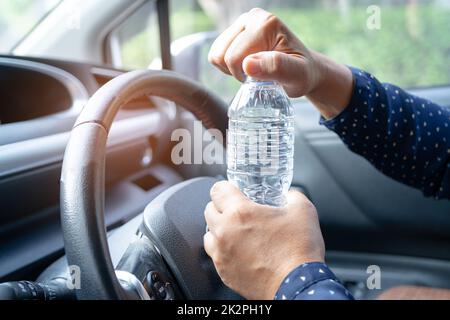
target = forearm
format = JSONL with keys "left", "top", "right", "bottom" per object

{"left": 306, "top": 51, "right": 354, "bottom": 119}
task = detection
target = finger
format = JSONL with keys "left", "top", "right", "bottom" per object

{"left": 223, "top": 30, "right": 259, "bottom": 81}
{"left": 208, "top": 12, "right": 248, "bottom": 75}
{"left": 203, "top": 231, "right": 216, "bottom": 258}
{"left": 223, "top": 11, "right": 276, "bottom": 81}
{"left": 210, "top": 180, "right": 248, "bottom": 213}
{"left": 210, "top": 8, "right": 275, "bottom": 80}
{"left": 242, "top": 51, "right": 306, "bottom": 86}
{"left": 204, "top": 201, "right": 222, "bottom": 234}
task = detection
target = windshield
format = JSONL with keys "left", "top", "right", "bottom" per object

{"left": 0, "top": 0, "right": 61, "bottom": 53}
{"left": 2, "top": 0, "right": 449, "bottom": 98}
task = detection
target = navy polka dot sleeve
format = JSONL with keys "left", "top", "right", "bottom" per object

{"left": 274, "top": 262, "right": 353, "bottom": 300}
{"left": 275, "top": 67, "right": 449, "bottom": 301}
{"left": 320, "top": 67, "right": 450, "bottom": 199}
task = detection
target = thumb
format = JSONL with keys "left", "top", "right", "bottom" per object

{"left": 242, "top": 51, "right": 304, "bottom": 86}
{"left": 210, "top": 180, "right": 249, "bottom": 212}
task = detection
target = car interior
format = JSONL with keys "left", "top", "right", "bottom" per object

{"left": 0, "top": 0, "right": 450, "bottom": 300}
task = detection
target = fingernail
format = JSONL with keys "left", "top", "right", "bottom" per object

{"left": 211, "top": 181, "right": 224, "bottom": 193}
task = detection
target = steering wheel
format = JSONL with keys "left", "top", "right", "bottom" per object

{"left": 60, "top": 70, "right": 237, "bottom": 300}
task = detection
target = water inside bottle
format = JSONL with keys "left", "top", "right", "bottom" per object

{"left": 227, "top": 77, "right": 294, "bottom": 207}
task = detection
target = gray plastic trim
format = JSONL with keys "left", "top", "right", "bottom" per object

{"left": 0, "top": 57, "right": 89, "bottom": 116}
{"left": 0, "top": 111, "right": 167, "bottom": 178}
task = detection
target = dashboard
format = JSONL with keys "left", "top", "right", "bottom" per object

{"left": 0, "top": 55, "right": 183, "bottom": 282}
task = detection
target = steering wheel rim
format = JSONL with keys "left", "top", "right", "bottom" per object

{"left": 60, "top": 69, "right": 227, "bottom": 299}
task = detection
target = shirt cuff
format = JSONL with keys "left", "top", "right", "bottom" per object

{"left": 274, "top": 262, "right": 352, "bottom": 300}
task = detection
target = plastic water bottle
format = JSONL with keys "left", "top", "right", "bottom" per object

{"left": 227, "top": 76, "right": 295, "bottom": 207}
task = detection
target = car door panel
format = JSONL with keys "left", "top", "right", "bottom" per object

{"left": 292, "top": 100, "right": 450, "bottom": 260}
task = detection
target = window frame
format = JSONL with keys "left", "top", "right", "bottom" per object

{"left": 103, "top": 0, "right": 172, "bottom": 70}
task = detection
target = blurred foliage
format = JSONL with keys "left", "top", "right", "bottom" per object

{"left": 0, "top": 0, "right": 35, "bottom": 27}
{"left": 111, "top": 2, "right": 450, "bottom": 99}
{"left": 271, "top": 5, "right": 450, "bottom": 88}
{"left": 2, "top": 0, "right": 449, "bottom": 94}
{"left": 171, "top": 7, "right": 215, "bottom": 41}
{"left": 121, "top": 22, "right": 160, "bottom": 70}
{"left": 0, "top": 0, "right": 60, "bottom": 52}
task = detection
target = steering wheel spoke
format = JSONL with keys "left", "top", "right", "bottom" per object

{"left": 115, "top": 233, "right": 179, "bottom": 300}
{"left": 115, "top": 270, "right": 151, "bottom": 300}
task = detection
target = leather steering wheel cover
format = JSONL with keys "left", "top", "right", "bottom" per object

{"left": 60, "top": 70, "right": 227, "bottom": 300}
{"left": 74, "top": 69, "right": 228, "bottom": 135}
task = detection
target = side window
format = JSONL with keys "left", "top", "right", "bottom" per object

{"left": 170, "top": 0, "right": 450, "bottom": 102}
{"left": 170, "top": 0, "right": 240, "bottom": 102}
{"left": 110, "top": 1, "right": 450, "bottom": 97}
{"left": 108, "top": 1, "right": 160, "bottom": 70}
